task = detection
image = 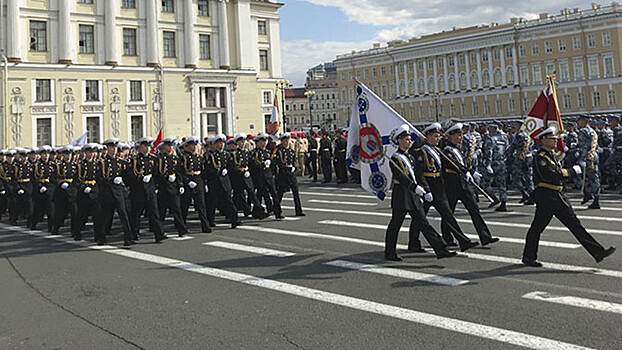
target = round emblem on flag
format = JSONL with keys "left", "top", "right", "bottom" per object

{"left": 357, "top": 95, "right": 370, "bottom": 115}
{"left": 524, "top": 119, "right": 537, "bottom": 133}
{"left": 388, "top": 128, "right": 401, "bottom": 148}
{"left": 349, "top": 145, "right": 360, "bottom": 164}
{"left": 359, "top": 123, "right": 383, "bottom": 164}
{"left": 368, "top": 172, "right": 387, "bottom": 193}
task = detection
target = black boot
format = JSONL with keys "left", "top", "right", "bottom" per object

{"left": 495, "top": 202, "right": 508, "bottom": 212}
{"left": 581, "top": 193, "right": 593, "bottom": 205}
{"left": 519, "top": 193, "right": 529, "bottom": 204}
{"left": 587, "top": 197, "right": 600, "bottom": 209}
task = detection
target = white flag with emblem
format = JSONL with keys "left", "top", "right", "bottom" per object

{"left": 346, "top": 82, "right": 422, "bottom": 200}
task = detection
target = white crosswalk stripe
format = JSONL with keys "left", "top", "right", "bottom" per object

{"left": 203, "top": 241, "right": 296, "bottom": 257}
{"left": 522, "top": 291, "right": 622, "bottom": 315}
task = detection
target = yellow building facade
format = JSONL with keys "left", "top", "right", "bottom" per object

{"left": 0, "top": 0, "right": 283, "bottom": 148}
{"left": 334, "top": 3, "right": 622, "bottom": 126}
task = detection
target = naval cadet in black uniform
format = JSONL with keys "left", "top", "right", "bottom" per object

{"left": 274, "top": 133, "right": 305, "bottom": 217}
{"left": 11, "top": 149, "right": 34, "bottom": 226}
{"left": 522, "top": 127, "right": 616, "bottom": 266}
{"left": 51, "top": 146, "right": 77, "bottom": 235}
{"left": 97, "top": 138, "right": 135, "bottom": 246}
{"left": 0, "top": 150, "right": 14, "bottom": 221}
{"left": 306, "top": 133, "right": 319, "bottom": 182}
{"left": 319, "top": 131, "right": 333, "bottom": 183}
{"left": 73, "top": 143, "right": 101, "bottom": 242}
{"left": 334, "top": 130, "right": 348, "bottom": 184}
{"left": 180, "top": 136, "right": 212, "bottom": 233}
{"left": 31, "top": 146, "right": 55, "bottom": 232}
{"left": 156, "top": 137, "right": 191, "bottom": 237}
{"left": 250, "top": 133, "right": 283, "bottom": 219}
{"left": 230, "top": 133, "right": 268, "bottom": 219}
{"left": 384, "top": 125, "right": 456, "bottom": 261}
{"left": 204, "top": 134, "right": 241, "bottom": 228}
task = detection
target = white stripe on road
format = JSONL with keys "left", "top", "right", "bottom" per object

{"left": 238, "top": 225, "right": 622, "bottom": 280}
{"left": 319, "top": 220, "right": 581, "bottom": 249}
{"left": 282, "top": 206, "right": 622, "bottom": 237}
{"left": 202, "top": 241, "right": 296, "bottom": 257}
{"left": 309, "top": 199, "right": 377, "bottom": 206}
{"left": 299, "top": 191, "right": 385, "bottom": 200}
{"left": 325, "top": 260, "right": 468, "bottom": 286}
{"left": 166, "top": 235, "right": 194, "bottom": 241}
{"left": 522, "top": 291, "right": 622, "bottom": 315}
{"left": 7, "top": 225, "right": 595, "bottom": 350}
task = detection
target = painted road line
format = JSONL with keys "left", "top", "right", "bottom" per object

{"left": 309, "top": 199, "right": 377, "bottom": 206}
{"left": 202, "top": 241, "right": 296, "bottom": 257}
{"left": 522, "top": 291, "right": 622, "bottom": 315}
{"left": 318, "top": 220, "right": 581, "bottom": 249}
{"left": 238, "top": 225, "right": 622, "bottom": 280}
{"left": 282, "top": 206, "right": 622, "bottom": 237}
{"left": 298, "top": 191, "right": 386, "bottom": 200}
{"left": 6, "top": 225, "right": 595, "bottom": 350}
{"left": 166, "top": 235, "right": 194, "bottom": 241}
{"left": 325, "top": 260, "right": 468, "bottom": 286}
{"left": 282, "top": 217, "right": 302, "bottom": 221}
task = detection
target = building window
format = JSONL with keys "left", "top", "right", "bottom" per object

{"left": 520, "top": 66, "right": 529, "bottom": 85}
{"left": 592, "top": 91, "right": 601, "bottom": 107}
{"left": 381, "top": 85, "right": 387, "bottom": 98}
{"left": 470, "top": 52, "right": 476, "bottom": 64}
{"left": 400, "top": 63, "right": 405, "bottom": 73}
{"left": 574, "top": 61, "right": 584, "bottom": 80}
{"left": 381, "top": 66, "right": 386, "bottom": 76}
{"left": 545, "top": 62, "right": 555, "bottom": 78}
{"left": 506, "top": 67, "right": 515, "bottom": 85}
{"left": 588, "top": 57, "right": 599, "bottom": 78}
{"left": 79, "top": 24, "right": 95, "bottom": 54}
{"left": 259, "top": 50, "right": 269, "bottom": 71}
{"left": 531, "top": 44, "right": 539, "bottom": 56}
{"left": 493, "top": 69, "right": 502, "bottom": 86}
{"left": 472, "top": 101, "right": 479, "bottom": 115}
{"left": 495, "top": 99, "right": 502, "bottom": 114}
{"left": 86, "top": 116, "right": 101, "bottom": 143}
{"left": 608, "top": 90, "right": 616, "bottom": 106}
{"left": 518, "top": 45, "right": 526, "bottom": 57}
{"left": 372, "top": 68, "right": 377, "bottom": 77}
{"left": 36, "top": 118, "right": 52, "bottom": 147}
{"left": 427, "top": 59, "right": 433, "bottom": 69}
{"left": 199, "top": 34, "right": 211, "bottom": 59}
{"left": 523, "top": 98, "right": 529, "bottom": 113}
{"left": 258, "top": 20, "right": 267, "bottom": 35}
{"left": 563, "top": 94, "right": 572, "bottom": 109}
{"left": 131, "top": 115, "right": 144, "bottom": 141}
{"left": 129, "top": 81, "right": 143, "bottom": 102}
{"left": 482, "top": 51, "right": 489, "bottom": 62}
{"left": 461, "top": 103, "right": 466, "bottom": 116}
{"left": 587, "top": 34, "right": 596, "bottom": 48}
{"left": 123, "top": 28, "right": 137, "bottom": 56}
{"left": 572, "top": 36, "right": 582, "bottom": 50}
{"left": 35, "top": 79, "right": 52, "bottom": 102}
{"left": 198, "top": 0, "right": 209, "bottom": 16}
{"left": 558, "top": 39, "right": 566, "bottom": 52}
{"left": 505, "top": 47, "right": 513, "bottom": 59}
{"left": 577, "top": 92, "right": 586, "bottom": 108}
{"left": 417, "top": 60, "right": 424, "bottom": 70}
{"left": 448, "top": 55, "right": 454, "bottom": 67}
{"left": 459, "top": 73, "right": 467, "bottom": 90}
{"left": 262, "top": 91, "right": 272, "bottom": 106}
{"left": 532, "top": 65, "right": 542, "bottom": 84}
{"left": 508, "top": 99, "right": 515, "bottom": 112}
{"left": 492, "top": 49, "right": 500, "bottom": 61}
{"left": 85, "top": 80, "right": 100, "bottom": 102}
{"left": 545, "top": 41, "right": 553, "bottom": 54}
{"left": 29, "top": 21, "right": 47, "bottom": 51}
{"left": 482, "top": 70, "right": 490, "bottom": 87}
{"left": 364, "top": 69, "right": 369, "bottom": 79}
{"left": 602, "top": 32, "right": 612, "bottom": 47}
{"left": 163, "top": 31, "right": 176, "bottom": 57}
{"left": 483, "top": 100, "right": 490, "bottom": 115}
{"left": 285, "top": 105, "right": 289, "bottom": 111}
{"left": 559, "top": 61, "right": 570, "bottom": 82}
{"left": 122, "top": 0, "right": 136, "bottom": 8}
{"left": 162, "top": 0, "right": 174, "bottom": 12}
{"left": 604, "top": 56, "right": 615, "bottom": 77}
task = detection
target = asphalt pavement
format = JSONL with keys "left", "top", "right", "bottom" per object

{"left": 1, "top": 179, "right": 621, "bottom": 350}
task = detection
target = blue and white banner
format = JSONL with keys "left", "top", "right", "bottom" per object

{"left": 346, "top": 82, "right": 422, "bottom": 200}
{"left": 70, "top": 132, "right": 88, "bottom": 147}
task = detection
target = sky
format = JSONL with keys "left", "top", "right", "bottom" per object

{"left": 279, "top": 0, "right": 607, "bottom": 86}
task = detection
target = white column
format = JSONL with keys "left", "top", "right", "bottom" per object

{"left": 7, "top": 0, "right": 21, "bottom": 62}
{"left": 512, "top": 45, "right": 518, "bottom": 86}
{"left": 500, "top": 46, "right": 507, "bottom": 86}
{"left": 404, "top": 61, "right": 410, "bottom": 96}
{"left": 146, "top": 0, "right": 159, "bottom": 66}
{"left": 453, "top": 53, "right": 459, "bottom": 91}
{"left": 423, "top": 58, "right": 429, "bottom": 94}
{"left": 58, "top": 0, "right": 74, "bottom": 64}
{"left": 217, "top": 0, "right": 230, "bottom": 69}
{"left": 235, "top": 0, "right": 253, "bottom": 70}
{"left": 488, "top": 47, "right": 493, "bottom": 88}
{"left": 413, "top": 60, "right": 419, "bottom": 96}
{"left": 432, "top": 57, "right": 438, "bottom": 93}
{"left": 394, "top": 62, "right": 400, "bottom": 97}
{"left": 105, "top": 0, "right": 120, "bottom": 65}
{"left": 184, "top": 0, "right": 197, "bottom": 68}
{"left": 476, "top": 49, "right": 483, "bottom": 90}
{"left": 465, "top": 52, "right": 471, "bottom": 91}
{"left": 443, "top": 56, "right": 449, "bottom": 92}
{"left": 268, "top": 19, "right": 282, "bottom": 77}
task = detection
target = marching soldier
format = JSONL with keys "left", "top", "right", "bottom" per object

{"left": 180, "top": 136, "right": 212, "bottom": 233}
{"left": 97, "top": 138, "right": 135, "bottom": 247}
{"left": 274, "top": 133, "right": 305, "bottom": 216}
{"left": 306, "top": 133, "right": 319, "bottom": 182}
{"left": 334, "top": 130, "right": 348, "bottom": 184}
{"left": 11, "top": 149, "right": 35, "bottom": 226}
{"left": 522, "top": 127, "right": 615, "bottom": 266}
{"left": 204, "top": 134, "right": 241, "bottom": 228}
{"left": 251, "top": 133, "right": 283, "bottom": 219}
{"left": 319, "top": 130, "right": 333, "bottom": 183}
{"left": 408, "top": 123, "right": 479, "bottom": 252}
{"left": 230, "top": 133, "right": 268, "bottom": 219}
{"left": 156, "top": 138, "right": 191, "bottom": 237}
{"left": 31, "top": 146, "right": 55, "bottom": 231}
{"left": 0, "top": 150, "right": 14, "bottom": 221}
{"left": 51, "top": 146, "right": 77, "bottom": 235}
{"left": 126, "top": 137, "right": 167, "bottom": 243}
{"left": 604, "top": 115, "right": 622, "bottom": 191}
{"left": 507, "top": 124, "right": 535, "bottom": 204}
{"left": 482, "top": 123, "right": 509, "bottom": 212}
{"left": 577, "top": 115, "right": 601, "bottom": 209}
{"left": 295, "top": 133, "right": 308, "bottom": 176}
{"left": 385, "top": 125, "right": 456, "bottom": 261}
{"left": 73, "top": 144, "right": 101, "bottom": 243}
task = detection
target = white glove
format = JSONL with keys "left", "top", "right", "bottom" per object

{"left": 0, "top": 190, "right": 5, "bottom": 195}
{"left": 415, "top": 185, "right": 426, "bottom": 196}
{"left": 61, "top": 182, "right": 69, "bottom": 190}
{"left": 486, "top": 165, "right": 494, "bottom": 174}
{"left": 142, "top": 175, "right": 152, "bottom": 183}
{"left": 244, "top": 171, "right": 251, "bottom": 178}
{"left": 113, "top": 176, "right": 123, "bottom": 185}
{"left": 204, "top": 185, "right": 209, "bottom": 193}
{"left": 466, "top": 172, "right": 474, "bottom": 183}
{"left": 40, "top": 186, "right": 47, "bottom": 194}
{"left": 155, "top": 189, "right": 158, "bottom": 194}
{"left": 572, "top": 165, "right": 582, "bottom": 176}
{"left": 84, "top": 187, "right": 92, "bottom": 194}
{"left": 188, "top": 181, "right": 197, "bottom": 189}
{"left": 221, "top": 169, "right": 228, "bottom": 176}
{"left": 264, "top": 160, "right": 271, "bottom": 167}
{"left": 168, "top": 174, "right": 176, "bottom": 183}
{"left": 473, "top": 171, "right": 482, "bottom": 182}
{"left": 17, "top": 189, "right": 25, "bottom": 195}
{"left": 179, "top": 187, "right": 185, "bottom": 195}
{"left": 424, "top": 192, "right": 434, "bottom": 202}
{"left": 291, "top": 167, "right": 296, "bottom": 173}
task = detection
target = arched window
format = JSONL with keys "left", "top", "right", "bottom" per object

{"left": 399, "top": 80, "right": 405, "bottom": 96}
{"left": 438, "top": 75, "right": 445, "bottom": 91}
{"left": 493, "top": 68, "right": 502, "bottom": 86}
{"left": 506, "top": 66, "right": 515, "bottom": 85}
{"left": 448, "top": 74, "right": 455, "bottom": 91}
{"left": 418, "top": 78, "right": 425, "bottom": 93}
{"left": 482, "top": 69, "right": 491, "bottom": 87}
{"left": 459, "top": 73, "right": 467, "bottom": 90}
{"left": 409, "top": 79, "right": 415, "bottom": 95}
{"left": 470, "top": 71, "right": 479, "bottom": 89}
{"left": 428, "top": 76, "right": 435, "bottom": 92}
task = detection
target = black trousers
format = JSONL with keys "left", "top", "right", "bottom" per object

{"left": 320, "top": 154, "right": 332, "bottom": 182}
{"left": 180, "top": 182, "right": 211, "bottom": 232}
{"left": 307, "top": 152, "right": 318, "bottom": 181}
{"left": 130, "top": 189, "right": 165, "bottom": 241}
{"left": 52, "top": 186, "right": 76, "bottom": 234}
{"left": 10, "top": 186, "right": 33, "bottom": 225}
{"left": 158, "top": 188, "right": 189, "bottom": 235}
{"left": 277, "top": 175, "right": 303, "bottom": 215}
{"left": 231, "top": 174, "right": 265, "bottom": 217}
{"left": 72, "top": 192, "right": 99, "bottom": 241}
{"left": 99, "top": 185, "right": 133, "bottom": 243}
{"left": 444, "top": 179, "right": 494, "bottom": 244}
{"left": 206, "top": 187, "right": 239, "bottom": 224}
{"left": 385, "top": 202, "right": 446, "bottom": 256}
{"left": 523, "top": 189, "right": 606, "bottom": 261}
{"left": 257, "top": 177, "right": 282, "bottom": 217}
{"left": 32, "top": 186, "right": 54, "bottom": 231}
{"left": 335, "top": 154, "right": 348, "bottom": 183}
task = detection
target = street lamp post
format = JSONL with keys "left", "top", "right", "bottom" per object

{"left": 304, "top": 90, "right": 315, "bottom": 131}
{"left": 276, "top": 79, "right": 289, "bottom": 130}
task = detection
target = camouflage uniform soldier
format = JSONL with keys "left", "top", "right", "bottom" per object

{"left": 605, "top": 115, "right": 622, "bottom": 190}
{"left": 482, "top": 123, "right": 509, "bottom": 212}
{"left": 564, "top": 122, "right": 581, "bottom": 190}
{"left": 577, "top": 115, "right": 601, "bottom": 209}
{"left": 507, "top": 127, "right": 534, "bottom": 204}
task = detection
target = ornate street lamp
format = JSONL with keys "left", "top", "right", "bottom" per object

{"left": 304, "top": 90, "right": 316, "bottom": 130}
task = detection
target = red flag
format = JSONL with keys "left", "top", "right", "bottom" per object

{"left": 268, "top": 94, "right": 279, "bottom": 135}
{"left": 151, "top": 129, "right": 163, "bottom": 154}
{"left": 521, "top": 76, "right": 565, "bottom": 153}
